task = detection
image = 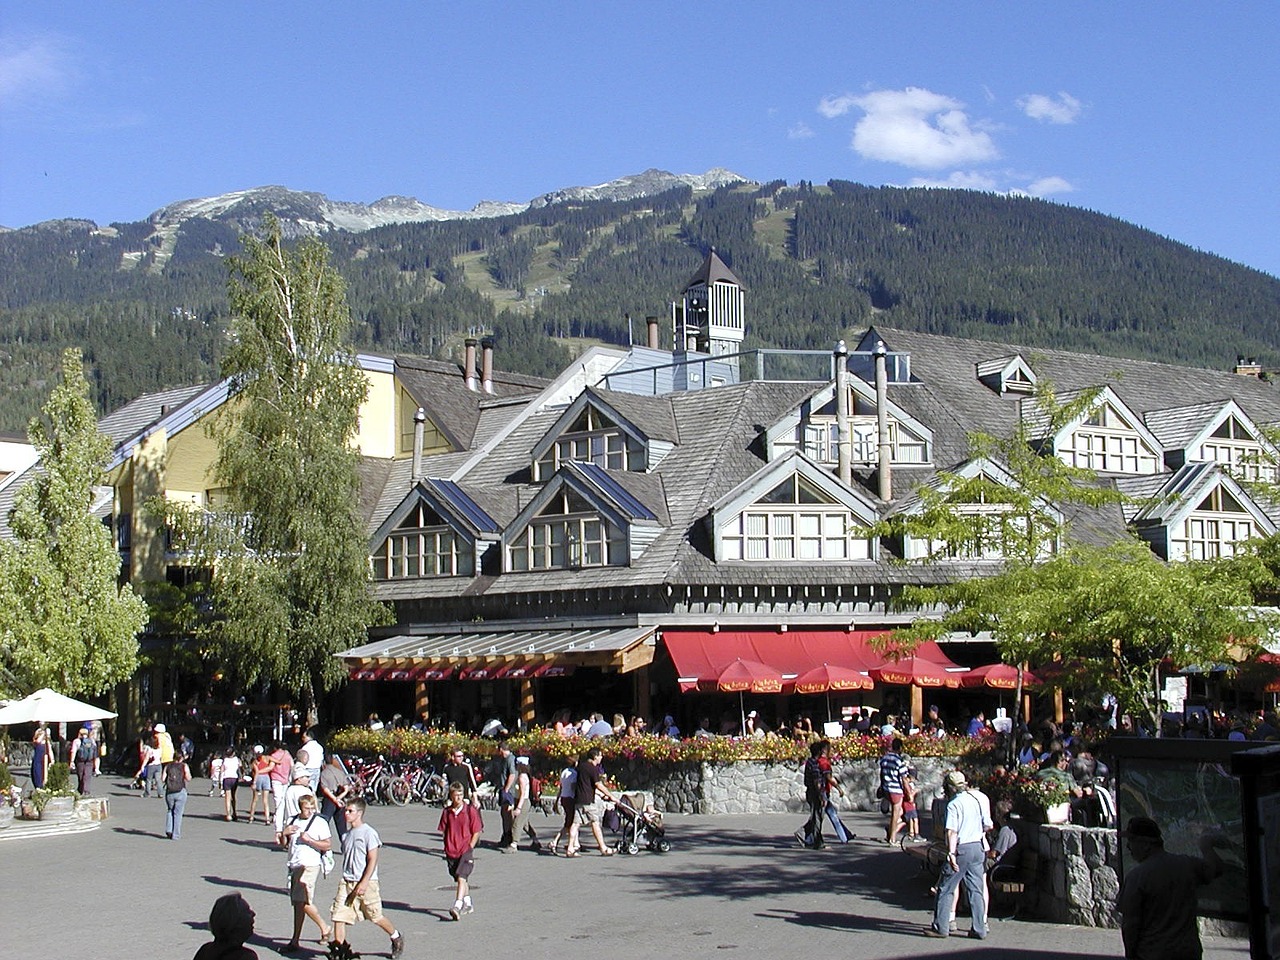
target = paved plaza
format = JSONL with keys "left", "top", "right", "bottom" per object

{"left": 0, "top": 774, "right": 1251, "bottom": 960}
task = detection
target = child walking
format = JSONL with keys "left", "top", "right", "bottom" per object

{"left": 439, "top": 782, "right": 483, "bottom": 920}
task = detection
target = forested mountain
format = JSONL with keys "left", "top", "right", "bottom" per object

{"left": 3, "top": 175, "right": 1280, "bottom": 434}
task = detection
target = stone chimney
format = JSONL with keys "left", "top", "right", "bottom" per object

{"left": 481, "top": 336, "right": 495, "bottom": 395}
{"left": 1235, "top": 355, "right": 1263, "bottom": 378}
{"left": 646, "top": 316, "right": 661, "bottom": 349}
{"left": 464, "top": 338, "right": 479, "bottom": 391}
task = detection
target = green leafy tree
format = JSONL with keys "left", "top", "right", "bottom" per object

{"left": 186, "top": 216, "right": 389, "bottom": 721}
{"left": 0, "top": 348, "right": 148, "bottom": 697}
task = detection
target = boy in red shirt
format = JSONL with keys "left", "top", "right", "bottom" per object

{"left": 439, "top": 781, "right": 483, "bottom": 920}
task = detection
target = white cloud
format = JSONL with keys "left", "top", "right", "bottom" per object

{"left": 0, "top": 35, "right": 77, "bottom": 106}
{"left": 822, "top": 87, "right": 999, "bottom": 171}
{"left": 907, "top": 171, "right": 1000, "bottom": 191}
{"left": 817, "top": 93, "right": 860, "bottom": 119}
{"left": 788, "top": 121, "right": 814, "bottom": 140}
{"left": 1018, "top": 92, "right": 1082, "bottom": 124}
{"left": 1018, "top": 176, "right": 1075, "bottom": 197}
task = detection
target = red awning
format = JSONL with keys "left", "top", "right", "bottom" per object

{"left": 664, "top": 629, "right": 889, "bottom": 693}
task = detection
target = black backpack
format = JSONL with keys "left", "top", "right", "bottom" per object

{"left": 164, "top": 761, "right": 187, "bottom": 793}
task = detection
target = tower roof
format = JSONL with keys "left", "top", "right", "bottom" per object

{"left": 684, "top": 248, "right": 744, "bottom": 291}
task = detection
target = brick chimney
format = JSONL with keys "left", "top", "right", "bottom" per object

{"left": 1235, "top": 355, "right": 1262, "bottom": 378}
{"left": 646, "top": 316, "right": 660, "bottom": 349}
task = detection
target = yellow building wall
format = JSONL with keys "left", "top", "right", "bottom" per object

{"left": 356, "top": 369, "right": 397, "bottom": 459}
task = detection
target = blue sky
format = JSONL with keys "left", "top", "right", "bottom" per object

{"left": 3, "top": 3, "right": 1280, "bottom": 278}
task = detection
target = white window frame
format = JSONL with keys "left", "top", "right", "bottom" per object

{"left": 372, "top": 502, "right": 472, "bottom": 579}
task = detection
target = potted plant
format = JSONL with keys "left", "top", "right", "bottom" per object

{"left": 31, "top": 761, "right": 77, "bottom": 822}
{"left": 0, "top": 761, "right": 17, "bottom": 829}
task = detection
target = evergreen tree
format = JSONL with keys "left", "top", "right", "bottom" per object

{"left": 190, "top": 216, "right": 389, "bottom": 721}
{"left": 0, "top": 348, "right": 148, "bottom": 697}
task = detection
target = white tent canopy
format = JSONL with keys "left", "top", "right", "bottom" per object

{"left": 0, "top": 688, "right": 116, "bottom": 725}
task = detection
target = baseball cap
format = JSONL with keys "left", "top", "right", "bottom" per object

{"left": 1120, "top": 816, "right": 1162, "bottom": 842}
{"left": 516, "top": 756, "right": 530, "bottom": 766}
{"left": 253, "top": 745, "right": 264, "bottom": 754}
{"left": 944, "top": 770, "right": 967, "bottom": 790}
{"left": 153, "top": 723, "right": 166, "bottom": 733}
{"left": 747, "top": 710, "right": 758, "bottom": 718}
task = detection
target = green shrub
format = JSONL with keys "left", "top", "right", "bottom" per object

{"left": 46, "top": 761, "right": 71, "bottom": 793}
{"left": 0, "top": 760, "right": 13, "bottom": 792}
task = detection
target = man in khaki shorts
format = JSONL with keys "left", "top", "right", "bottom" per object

{"left": 330, "top": 798, "right": 405, "bottom": 959}
{"left": 281, "top": 793, "right": 332, "bottom": 952}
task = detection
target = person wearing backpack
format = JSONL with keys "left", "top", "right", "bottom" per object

{"left": 69, "top": 726, "right": 97, "bottom": 795}
{"left": 794, "top": 739, "right": 829, "bottom": 850}
{"left": 163, "top": 754, "right": 192, "bottom": 840}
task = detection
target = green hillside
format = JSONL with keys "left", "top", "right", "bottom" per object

{"left": 3, "top": 179, "right": 1280, "bottom": 433}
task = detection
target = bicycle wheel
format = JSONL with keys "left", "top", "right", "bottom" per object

{"left": 425, "top": 773, "right": 448, "bottom": 804}
{"left": 386, "top": 775, "right": 412, "bottom": 806}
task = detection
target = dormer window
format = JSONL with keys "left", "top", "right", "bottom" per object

{"left": 372, "top": 501, "right": 474, "bottom": 579}
{"left": 767, "top": 384, "right": 933, "bottom": 467}
{"left": 507, "top": 490, "right": 625, "bottom": 571}
{"left": 1054, "top": 396, "right": 1162, "bottom": 475}
{"left": 977, "top": 355, "right": 1037, "bottom": 395}
{"left": 1201, "top": 416, "right": 1274, "bottom": 482}
{"left": 533, "top": 406, "right": 646, "bottom": 480}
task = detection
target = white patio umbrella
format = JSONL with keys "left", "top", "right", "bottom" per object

{"left": 0, "top": 688, "right": 116, "bottom": 725}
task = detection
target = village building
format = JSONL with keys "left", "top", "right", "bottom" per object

{"left": 8, "top": 250, "right": 1280, "bottom": 733}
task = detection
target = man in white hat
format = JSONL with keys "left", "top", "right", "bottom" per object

{"left": 926, "top": 769, "right": 993, "bottom": 940}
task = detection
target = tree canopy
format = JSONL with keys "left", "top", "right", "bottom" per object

{"left": 0, "top": 348, "right": 148, "bottom": 697}
{"left": 177, "top": 216, "right": 389, "bottom": 720}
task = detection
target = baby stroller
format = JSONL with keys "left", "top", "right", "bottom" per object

{"left": 612, "top": 793, "right": 670, "bottom": 855}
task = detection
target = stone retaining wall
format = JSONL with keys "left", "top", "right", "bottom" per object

{"left": 604, "top": 756, "right": 956, "bottom": 815}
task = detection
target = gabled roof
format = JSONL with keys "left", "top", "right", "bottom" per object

{"left": 368, "top": 477, "right": 500, "bottom": 548}
{"left": 1018, "top": 384, "right": 1166, "bottom": 461}
{"left": 975, "top": 354, "right": 1037, "bottom": 395}
{"left": 684, "top": 249, "right": 744, "bottom": 290}
{"left": 1128, "top": 461, "right": 1276, "bottom": 535}
{"left": 1144, "top": 398, "right": 1277, "bottom": 459}
{"left": 528, "top": 388, "right": 675, "bottom": 466}
{"left": 98, "top": 384, "right": 210, "bottom": 447}
{"left": 885, "top": 456, "right": 1062, "bottom": 527}
{"left": 710, "top": 449, "right": 881, "bottom": 527}
{"left": 500, "top": 459, "right": 662, "bottom": 548}
{"left": 395, "top": 353, "right": 546, "bottom": 452}
{"left": 761, "top": 376, "right": 933, "bottom": 459}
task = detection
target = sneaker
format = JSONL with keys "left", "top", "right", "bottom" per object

{"left": 390, "top": 934, "right": 405, "bottom": 959}
{"left": 923, "top": 927, "right": 949, "bottom": 938}
{"left": 793, "top": 830, "right": 807, "bottom": 848}
{"left": 462, "top": 902, "right": 474, "bottom": 915}
{"left": 500, "top": 843, "right": 517, "bottom": 854}
{"left": 967, "top": 930, "right": 987, "bottom": 940}
{"left": 449, "top": 902, "right": 462, "bottom": 921}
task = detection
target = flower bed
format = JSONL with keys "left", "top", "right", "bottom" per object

{"left": 328, "top": 727, "right": 989, "bottom": 768}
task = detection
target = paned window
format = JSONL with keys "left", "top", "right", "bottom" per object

{"left": 719, "top": 476, "right": 872, "bottom": 561}
{"left": 1061, "top": 404, "right": 1160, "bottom": 474}
{"left": 372, "top": 502, "right": 473, "bottom": 579}
{"left": 507, "top": 490, "right": 625, "bottom": 570}
{"left": 534, "top": 407, "right": 646, "bottom": 479}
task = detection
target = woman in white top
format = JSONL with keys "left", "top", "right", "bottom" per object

{"left": 221, "top": 748, "right": 242, "bottom": 822}
{"left": 282, "top": 792, "right": 333, "bottom": 950}
{"left": 549, "top": 762, "right": 578, "bottom": 855}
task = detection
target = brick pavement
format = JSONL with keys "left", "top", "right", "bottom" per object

{"left": 0, "top": 775, "right": 1250, "bottom": 960}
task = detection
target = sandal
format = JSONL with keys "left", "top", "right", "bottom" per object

{"left": 320, "top": 928, "right": 333, "bottom": 944}
{"left": 564, "top": 850, "right": 580, "bottom": 858}
{"left": 600, "top": 848, "right": 615, "bottom": 856}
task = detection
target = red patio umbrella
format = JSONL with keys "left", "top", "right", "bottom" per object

{"left": 710, "top": 657, "right": 786, "bottom": 694}
{"left": 960, "top": 663, "right": 1041, "bottom": 690}
{"left": 787, "top": 662, "right": 874, "bottom": 694}
{"left": 786, "top": 662, "right": 874, "bottom": 723}
{"left": 868, "top": 655, "right": 964, "bottom": 689}
{"left": 704, "top": 658, "right": 786, "bottom": 736}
